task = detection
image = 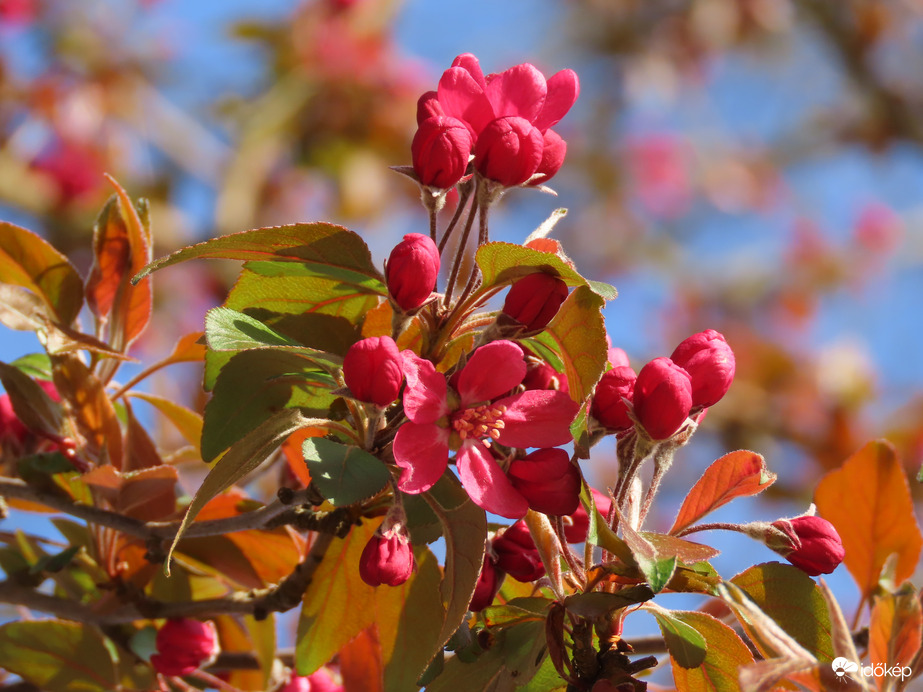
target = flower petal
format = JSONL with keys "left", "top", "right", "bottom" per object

{"left": 438, "top": 67, "right": 494, "bottom": 136}
{"left": 533, "top": 69, "right": 579, "bottom": 132}
{"left": 495, "top": 390, "right": 579, "bottom": 448}
{"left": 451, "top": 53, "right": 486, "bottom": 89}
{"left": 393, "top": 422, "right": 449, "bottom": 494}
{"left": 484, "top": 63, "right": 546, "bottom": 123}
{"left": 401, "top": 350, "right": 449, "bottom": 424}
{"left": 457, "top": 340, "right": 526, "bottom": 406}
{"left": 457, "top": 441, "right": 529, "bottom": 519}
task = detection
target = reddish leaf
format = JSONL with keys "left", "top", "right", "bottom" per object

{"left": 670, "top": 450, "right": 776, "bottom": 535}
{"left": 282, "top": 427, "right": 323, "bottom": 487}
{"left": 340, "top": 626, "right": 384, "bottom": 692}
{"left": 212, "top": 615, "right": 274, "bottom": 692}
{"left": 124, "top": 401, "right": 163, "bottom": 471}
{"left": 815, "top": 440, "right": 923, "bottom": 599}
{"left": 87, "top": 177, "right": 153, "bottom": 353}
{"left": 81, "top": 465, "right": 178, "bottom": 522}
{"left": 0, "top": 221, "right": 84, "bottom": 326}
{"left": 869, "top": 589, "right": 922, "bottom": 681}
{"left": 164, "top": 330, "right": 208, "bottom": 363}
{"left": 643, "top": 532, "right": 719, "bottom": 564}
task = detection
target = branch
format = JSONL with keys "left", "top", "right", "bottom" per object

{"left": 0, "top": 532, "right": 335, "bottom": 625}
{"left": 0, "top": 477, "right": 339, "bottom": 541}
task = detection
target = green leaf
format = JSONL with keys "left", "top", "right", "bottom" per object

{"left": 206, "top": 306, "right": 301, "bottom": 350}
{"left": 134, "top": 221, "right": 385, "bottom": 283}
{"left": 0, "top": 221, "right": 84, "bottom": 326}
{"left": 9, "top": 352, "right": 53, "bottom": 379}
{"left": 29, "top": 545, "right": 81, "bottom": 575}
{"left": 534, "top": 285, "right": 608, "bottom": 403}
{"left": 647, "top": 605, "right": 708, "bottom": 669}
{"left": 425, "top": 620, "right": 547, "bottom": 692}
{"left": 202, "top": 349, "right": 337, "bottom": 462}
{"left": 165, "top": 407, "right": 316, "bottom": 574}
{"left": 303, "top": 438, "right": 390, "bottom": 506}
{"left": 0, "top": 361, "right": 64, "bottom": 437}
{"left": 0, "top": 621, "right": 118, "bottom": 692}
{"left": 665, "top": 611, "right": 755, "bottom": 690}
{"left": 475, "top": 242, "right": 616, "bottom": 300}
{"left": 731, "top": 562, "right": 835, "bottom": 662}
{"left": 424, "top": 474, "right": 489, "bottom": 662}
{"left": 580, "top": 483, "right": 635, "bottom": 566}
{"left": 618, "top": 508, "right": 676, "bottom": 592}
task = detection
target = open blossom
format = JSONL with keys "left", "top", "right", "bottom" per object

{"left": 393, "top": 340, "right": 578, "bottom": 518}
{"left": 433, "top": 54, "right": 579, "bottom": 187}
{"left": 151, "top": 619, "right": 219, "bottom": 677}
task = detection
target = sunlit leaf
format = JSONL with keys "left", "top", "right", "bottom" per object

{"left": 642, "top": 532, "right": 719, "bottom": 564}
{"left": 340, "top": 627, "right": 384, "bottom": 692}
{"left": 303, "top": 438, "right": 390, "bottom": 506}
{"left": 665, "top": 611, "right": 755, "bottom": 691}
{"left": 618, "top": 507, "right": 675, "bottom": 592}
{"left": 563, "top": 587, "right": 653, "bottom": 619}
{"left": 0, "top": 221, "right": 84, "bottom": 326}
{"left": 534, "top": 285, "right": 608, "bottom": 403}
{"left": 81, "top": 465, "right": 178, "bottom": 522}
{"left": 669, "top": 450, "right": 776, "bottom": 535}
{"left": 869, "top": 587, "right": 922, "bottom": 677}
{"left": 814, "top": 440, "right": 923, "bottom": 599}
{"left": 129, "top": 391, "right": 203, "bottom": 454}
{"left": 0, "top": 361, "right": 64, "bottom": 438}
{"left": 0, "top": 621, "right": 118, "bottom": 692}
{"left": 646, "top": 605, "right": 708, "bottom": 669}
{"left": 730, "top": 563, "right": 834, "bottom": 661}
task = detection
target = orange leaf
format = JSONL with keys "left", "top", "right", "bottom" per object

{"left": 340, "top": 626, "right": 384, "bottom": 692}
{"left": 869, "top": 590, "right": 922, "bottom": 678}
{"left": 815, "top": 440, "right": 923, "bottom": 599}
{"left": 670, "top": 450, "right": 776, "bottom": 535}
{"left": 82, "top": 465, "right": 178, "bottom": 522}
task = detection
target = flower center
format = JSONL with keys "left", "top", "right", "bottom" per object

{"left": 452, "top": 403, "right": 508, "bottom": 441}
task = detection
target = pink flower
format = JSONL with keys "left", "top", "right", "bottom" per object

{"left": 607, "top": 347, "right": 631, "bottom": 368}
{"left": 473, "top": 116, "right": 544, "bottom": 186}
{"left": 771, "top": 516, "right": 845, "bottom": 577}
{"left": 280, "top": 668, "right": 343, "bottom": 692}
{"left": 342, "top": 336, "right": 403, "bottom": 407}
{"left": 628, "top": 134, "right": 691, "bottom": 219}
{"left": 508, "top": 448, "right": 580, "bottom": 516}
{"left": 151, "top": 619, "right": 219, "bottom": 677}
{"left": 492, "top": 521, "right": 544, "bottom": 582}
{"left": 502, "top": 272, "right": 569, "bottom": 332}
{"left": 469, "top": 554, "right": 503, "bottom": 611}
{"left": 591, "top": 366, "right": 637, "bottom": 432}
{"left": 0, "top": 0, "right": 36, "bottom": 26}
{"left": 412, "top": 116, "right": 472, "bottom": 189}
{"left": 385, "top": 233, "right": 440, "bottom": 311}
{"left": 416, "top": 91, "right": 444, "bottom": 123}
{"left": 358, "top": 525, "right": 415, "bottom": 587}
{"left": 633, "top": 358, "right": 692, "bottom": 440}
{"left": 393, "top": 340, "right": 578, "bottom": 518}
{"left": 670, "top": 329, "right": 735, "bottom": 408}
{"left": 531, "top": 129, "right": 567, "bottom": 185}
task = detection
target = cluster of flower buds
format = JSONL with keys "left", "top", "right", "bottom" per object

{"left": 151, "top": 618, "right": 220, "bottom": 677}
{"left": 590, "top": 329, "right": 735, "bottom": 441}
{"left": 412, "top": 54, "right": 579, "bottom": 191}
{"left": 358, "top": 515, "right": 415, "bottom": 587}
{"left": 384, "top": 233, "right": 440, "bottom": 313}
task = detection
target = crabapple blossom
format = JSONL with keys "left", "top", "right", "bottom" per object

{"left": 632, "top": 357, "right": 693, "bottom": 440}
{"left": 412, "top": 116, "right": 472, "bottom": 189}
{"left": 342, "top": 336, "right": 403, "bottom": 407}
{"left": 771, "top": 515, "right": 845, "bottom": 576}
{"left": 502, "top": 272, "right": 569, "bottom": 332}
{"left": 507, "top": 447, "right": 580, "bottom": 516}
{"left": 492, "top": 521, "right": 544, "bottom": 582}
{"left": 469, "top": 554, "right": 503, "bottom": 611}
{"left": 591, "top": 366, "right": 637, "bottom": 432}
{"left": 358, "top": 524, "right": 415, "bottom": 587}
{"left": 151, "top": 618, "right": 219, "bottom": 677}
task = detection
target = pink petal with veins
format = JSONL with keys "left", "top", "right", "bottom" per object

{"left": 393, "top": 422, "right": 450, "bottom": 493}
{"left": 495, "top": 390, "right": 579, "bottom": 448}
{"left": 485, "top": 63, "right": 546, "bottom": 123}
{"left": 457, "top": 340, "right": 526, "bottom": 406}
{"left": 401, "top": 351, "right": 448, "bottom": 424}
{"left": 457, "top": 441, "right": 529, "bottom": 519}
{"left": 438, "top": 67, "right": 494, "bottom": 137}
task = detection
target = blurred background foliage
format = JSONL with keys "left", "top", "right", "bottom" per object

{"left": 1, "top": 0, "right": 921, "bottom": 580}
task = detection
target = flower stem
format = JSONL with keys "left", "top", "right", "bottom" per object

{"left": 443, "top": 185, "right": 480, "bottom": 308}
{"left": 438, "top": 181, "right": 474, "bottom": 255}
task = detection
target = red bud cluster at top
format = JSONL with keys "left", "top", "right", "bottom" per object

{"left": 502, "top": 272, "right": 569, "bottom": 332}
{"left": 151, "top": 618, "right": 219, "bottom": 677}
{"left": 590, "top": 330, "right": 735, "bottom": 441}
{"left": 342, "top": 336, "right": 403, "bottom": 407}
{"left": 412, "top": 54, "right": 579, "bottom": 189}
{"left": 385, "top": 233, "right": 440, "bottom": 311}
{"left": 358, "top": 525, "right": 415, "bottom": 587}
{"left": 772, "top": 515, "right": 845, "bottom": 576}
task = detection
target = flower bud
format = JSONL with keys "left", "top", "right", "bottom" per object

{"left": 492, "top": 521, "right": 544, "bottom": 582}
{"left": 473, "top": 116, "right": 544, "bottom": 187}
{"left": 529, "top": 129, "right": 567, "bottom": 185}
{"left": 416, "top": 90, "right": 444, "bottom": 124}
{"left": 386, "top": 233, "right": 440, "bottom": 311}
{"left": 358, "top": 526, "right": 415, "bottom": 587}
{"left": 564, "top": 488, "right": 612, "bottom": 543}
{"left": 151, "top": 618, "right": 219, "bottom": 677}
{"left": 469, "top": 555, "right": 503, "bottom": 611}
{"left": 633, "top": 357, "right": 693, "bottom": 440}
{"left": 522, "top": 358, "right": 568, "bottom": 393}
{"left": 412, "top": 116, "right": 473, "bottom": 189}
{"left": 342, "top": 336, "right": 403, "bottom": 407}
{"left": 508, "top": 448, "right": 580, "bottom": 516}
{"left": 280, "top": 669, "right": 343, "bottom": 692}
{"left": 502, "top": 273, "right": 569, "bottom": 332}
{"left": 591, "top": 366, "right": 637, "bottom": 431}
{"left": 771, "top": 515, "right": 845, "bottom": 576}
{"left": 607, "top": 347, "right": 630, "bottom": 369}
{"left": 670, "top": 329, "right": 735, "bottom": 408}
